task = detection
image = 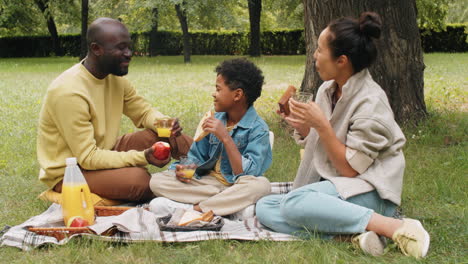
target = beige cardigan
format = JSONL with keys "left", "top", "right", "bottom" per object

{"left": 293, "top": 69, "right": 406, "bottom": 205}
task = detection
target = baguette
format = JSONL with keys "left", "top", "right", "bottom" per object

{"left": 278, "top": 85, "right": 297, "bottom": 115}
{"left": 193, "top": 110, "right": 214, "bottom": 142}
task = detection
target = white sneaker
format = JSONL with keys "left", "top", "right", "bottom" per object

{"left": 392, "top": 218, "right": 430, "bottom": 258}
{"left": 352, "top": 231, "right": 386, "bottom": 256}
{"left": 149, "top": 197, "right": 193, "bottom": 218}
{"left": 230, "top": 204, "right": 255, "bottom": 221}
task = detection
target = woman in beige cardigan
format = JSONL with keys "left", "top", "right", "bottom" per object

{"left": 256, "top": 12, "right": 430, "bottom": 258}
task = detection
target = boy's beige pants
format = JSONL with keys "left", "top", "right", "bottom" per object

{"left": 149, "top": 170, "right": 271, "bottom": 216}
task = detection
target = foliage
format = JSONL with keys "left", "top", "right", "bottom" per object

{"left": 0, "top": 54, "right": 466, "bottom": 263}
{"left": 446, "top": 0, "right": 468, "bottom": 23}
{"left": 416, "top": 0, "right": 450, "bottom": 31}
{"left": 1, "top": 25, "right": 465, "bottom": 58}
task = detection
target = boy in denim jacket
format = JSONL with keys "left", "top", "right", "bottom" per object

{"left": 149, "top": 58, "right": 272, "bottom": 218}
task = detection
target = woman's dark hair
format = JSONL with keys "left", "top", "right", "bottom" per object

{"left": 215, "top": 58, "right": 264, "bottom": 106}
{"left": 327, "top": 12, "right": 382, "bottom": 73}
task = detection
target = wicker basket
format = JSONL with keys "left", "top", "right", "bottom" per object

{"left": 27, "top": 206, "right": 145, "bottom": 240}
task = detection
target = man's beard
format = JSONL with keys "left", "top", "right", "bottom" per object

{"left": 101, "top": 55, "right": 129, "bottom": 76}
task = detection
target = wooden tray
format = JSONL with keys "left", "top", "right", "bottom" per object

{"left": 28, "top": 206, "right": 147, "bottom": 240}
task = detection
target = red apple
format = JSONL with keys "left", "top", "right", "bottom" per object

{"left": 152, "top": 141, "right": 171, "bottom": 160}
{"left": 68, "top": 216, "right": 89, "bottom": 227}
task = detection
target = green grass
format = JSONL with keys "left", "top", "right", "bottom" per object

{"left": 0, "top": 54, "right": 467, "bottom": 263}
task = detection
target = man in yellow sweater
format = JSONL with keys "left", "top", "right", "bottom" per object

{"left": 37, "top": 18, "right": 192, "bottom": 202}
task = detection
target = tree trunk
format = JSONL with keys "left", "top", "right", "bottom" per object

{"left": 301, "top": 0, "right": 427, "bottom": 123}
{"left": 248, "top": 0, "right": 262, "bottom": 57}
{"left": 35, "top": 0, "right": 63, "bottom": 56}
{"left": 149, "top": 7, "right": 159, "bottom": 57}
{"left": 175, "top": 2, "right": 191, "bottom": 63}
{"left": 80, "top": 0, "right": 88, "bottom": 60}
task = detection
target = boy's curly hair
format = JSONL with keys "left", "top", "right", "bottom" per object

{"left": 215, "top": 58, "right": 264, "bottom": 106}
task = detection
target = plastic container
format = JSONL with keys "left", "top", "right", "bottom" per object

{"left": 61, "top": 157, "right": 95, "bottom": 227}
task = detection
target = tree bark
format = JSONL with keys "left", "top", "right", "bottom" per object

{"left": 80, "top": 0, "right": 88, "bottom": 60}
{"left": 175, "top": 2, "right": 191, "bottom": 63}
{"left": 34, "top": 0, "right": 63, "bottom": 56}
{"left": 302, "top": 0, "right": 427, "bottom": 123}
{"left": 149, "top": 7, "right": 159, "bottom": 57}
{"left": 248, "top": 0, "right": 262, "bottom": 57}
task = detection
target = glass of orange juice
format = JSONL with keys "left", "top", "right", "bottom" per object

{"left": 155, "top": 117, "right": 175, "bottom": 138}
{"left": 179, "top": 156, "right": 198, "bottom": 179}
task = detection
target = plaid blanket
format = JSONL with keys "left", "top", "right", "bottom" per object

{"left": 0, "top": 182, "right": 295, "bottom": 251}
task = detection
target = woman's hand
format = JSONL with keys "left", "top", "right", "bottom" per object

{"left": 286, "top": 98, "right": 329, "bottom": 132}
{"left": 202, "top": 116, "right": 230, "bottom": 142}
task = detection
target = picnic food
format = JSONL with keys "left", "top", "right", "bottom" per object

{"left": 278, "top": 85, "right": 297, "bottom": 115}
{"left": 194, "top": 110, "right": 214, "bottom": 142}
{"left": 62, "top": 157, "right": 95, "bottom": 227}
{"left": 68, "top": 216, "right": 90, "bottom": 227}
{"left": 178, "top": 210, "right": 215, "bottom": 226}
{"left": 152, "top": 141, "right": 171, "bottom": 160}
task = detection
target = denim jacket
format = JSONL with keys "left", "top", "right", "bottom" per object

{"left": 170, "top": 106, "right": 272, "bottom": 183}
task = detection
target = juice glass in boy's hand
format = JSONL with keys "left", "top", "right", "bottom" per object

{"left": 179, "top": 156, "right": 198, "bottom": 179}
{"left": 155, "top": 117, "right": 176, "bottom": 138}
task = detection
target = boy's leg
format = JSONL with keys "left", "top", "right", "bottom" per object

{"left": 150, "top": 171, "right": 226, "bottom": 205}
{"left": 198, "top": 176, "right": 271, "bottom": 216}
{"left": 54, "top": 167, "right": 154, "bottom": 202}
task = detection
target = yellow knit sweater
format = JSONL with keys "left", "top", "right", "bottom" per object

{"left": 37, "top": 62, "right": 165, "bottom": 188}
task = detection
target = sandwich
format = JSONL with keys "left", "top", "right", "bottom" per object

{"left": 193, "top": 110, "right": 214, "bottom": 142}
{"left": 178, "top": 210, "right": 214, "bottom": 226}
{"left": 278, "top": 85, "right": 297, "bottom": 116}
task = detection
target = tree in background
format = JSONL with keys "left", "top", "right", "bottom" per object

{"left": 149, "top": 7, "right": 159, "bottom": 57}
{"left": 302, "top": 0, "right": 427, "bottom": 123}
{"left": 80, "top": 0, "right": 88, "bottom": 60}
{"left": 34, "top": 0, "right": 63, "bottom": 56}
{"left": 174, "top": 1, "right": 191, "bottom": 63}
{"left": 248, "top": 0, "right": 262, "bottom": 56}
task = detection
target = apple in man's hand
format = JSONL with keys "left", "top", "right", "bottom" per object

{"left": 152, "top": 141, "right": 171, "bottom": 160}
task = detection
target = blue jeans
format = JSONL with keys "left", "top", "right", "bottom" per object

{"left": 255, "top": 181, "right": 396, "bottom": 239}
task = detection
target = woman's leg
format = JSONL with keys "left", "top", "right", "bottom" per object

{"left": 256, "top": 194, "right": 306, "bottom": 236}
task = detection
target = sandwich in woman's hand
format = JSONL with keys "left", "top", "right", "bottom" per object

{"left": 278, "top": 85, "right": 297, "bottom": 116}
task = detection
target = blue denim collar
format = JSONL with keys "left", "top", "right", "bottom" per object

{"left": 216, "top": 106, "right": 257, "bottom": 129}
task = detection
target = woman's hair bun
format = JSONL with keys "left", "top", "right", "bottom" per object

{"left": 359, "top": 12, "right": 382, "bottom": 39}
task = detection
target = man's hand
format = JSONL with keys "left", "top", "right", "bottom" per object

{"left": 175, "top": 164, "right": 191, "bottom": 183}
{"left": 170, "top": 118, "right": 183, "bottom": 137}
{"left": 144, "top": 146, "right": 171, "bottom": 167}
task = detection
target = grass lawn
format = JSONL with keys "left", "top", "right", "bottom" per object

{"left": 0, "top": 54, "right": 466, "bottom": 263}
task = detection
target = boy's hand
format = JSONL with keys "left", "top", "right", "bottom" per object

{"left": 202, "top": 116, "right": 230, "bottom": 142}
{"left": 175, "top": 165, "right": 191, "bottom": 183}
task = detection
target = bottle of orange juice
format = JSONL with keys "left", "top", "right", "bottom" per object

{"left": 61, "top": 157, "right": 95, "bottom": 227}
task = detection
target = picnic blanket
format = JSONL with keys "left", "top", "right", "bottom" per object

{"left": 0, "top": 182, "right": 297, "bottom": 251}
